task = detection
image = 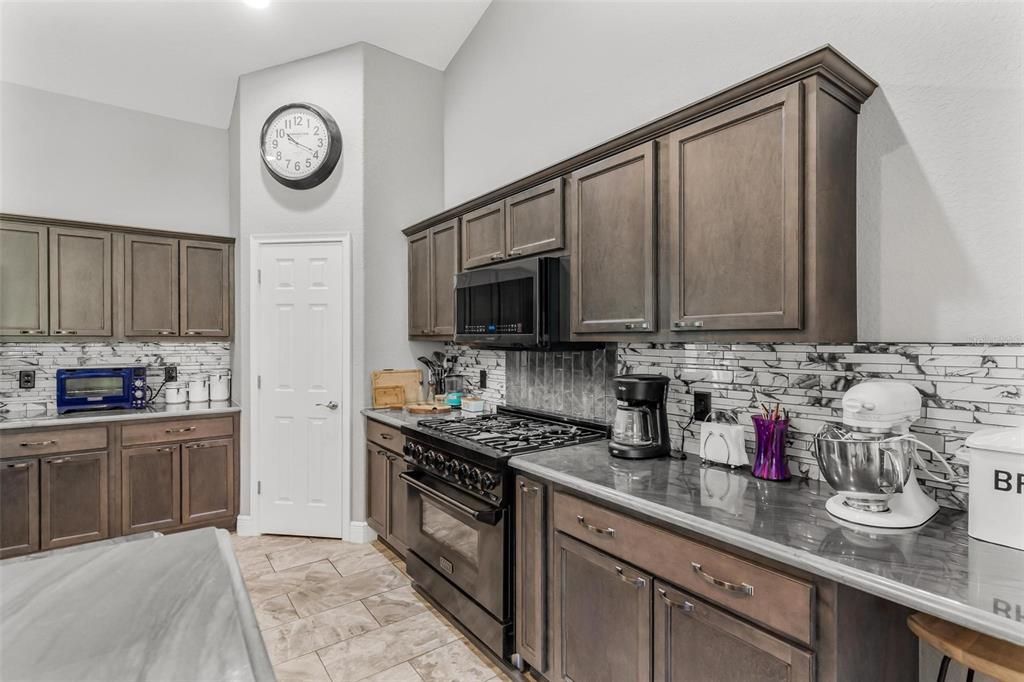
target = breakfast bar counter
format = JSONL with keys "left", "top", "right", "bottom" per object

{"left": 511, "top": 442, "right": 1024, "bottom": 646}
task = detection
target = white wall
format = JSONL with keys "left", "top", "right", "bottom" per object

{"left": 0, "top": 82, "right": 229, "bottom": 235}
{"left": 442, "top": 1, "right": 1024, "bottom": 343}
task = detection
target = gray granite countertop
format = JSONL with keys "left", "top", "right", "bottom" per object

{"left": 512, "top": 442, "right": 1024, "bottom": 645}
{"left": 0, "top": 401, "right": 241, "bottom": 430}
{"left": 362, "top": 406, "right": 470, "bottom": 429}
{"left": 0, "top": 527, "right": 273, "bottom": 681}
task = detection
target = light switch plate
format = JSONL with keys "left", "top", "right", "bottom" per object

{"left": 164, "top": 366, "right": 178, "bottom": 382}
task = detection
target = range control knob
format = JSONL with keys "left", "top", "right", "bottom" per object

{"left": 457, "top": 463, "right": 470, "bottom": 482}
{"left": 480, "top": 473, "right": 498, "bottom": 490}
{"left": 133, "top": 389, "right": 144, "bottom": 398}
{"left": 466, "top": 468, "right": 481, "bottom": 486}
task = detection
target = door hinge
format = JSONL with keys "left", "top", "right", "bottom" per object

{"left": 257, "top": 269, "right": 262, "bottom": 285}
{"left": 257, "top": 375, "right": 261, "bottom": 389}
{"left": 257, "top": 480, "right": 262, "bottom": 495}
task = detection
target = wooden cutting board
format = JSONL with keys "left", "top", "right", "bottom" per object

{"left": 372, "top": 385, "right": 406, "bottom": 409}
{"left": 406, "top": 403, "right": 452, "bottom": 415}
{"left": 371, "top": 369, "right": 423, "bottom": 405}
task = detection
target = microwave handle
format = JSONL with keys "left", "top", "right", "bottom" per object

{"left": 399, "top": 471, "right": 502, "bottom": 525}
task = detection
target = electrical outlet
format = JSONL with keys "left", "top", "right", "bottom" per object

{"left": 693, "top": 391, "right": 711, "bottom": 422}
{"left": 479, "top": 370, "right": 487, "bottom": 389}
{"left": 164, "top": 366, "right": 178, "bottom": 382}
{"left": 18, "top": 370, "right": 35, "bottom": 389}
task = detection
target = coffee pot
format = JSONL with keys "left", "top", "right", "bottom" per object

{"left": 609, "top": 375, "right": 670, "bottom": 459}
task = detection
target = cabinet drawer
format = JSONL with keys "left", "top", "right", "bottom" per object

{"left": 0, "top": 426, "right": 107, "bottom": 458}
{"left": 367, "top": 419, "right": 404, "bottom": 452}
{"left": 553, "top": 492, "right": 814, "bottom": 645}
{"left": 121, "top": 416, "right": 233, "bottom": 446}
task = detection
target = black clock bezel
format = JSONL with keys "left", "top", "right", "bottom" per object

{"left": 259, "top": 102, "right": 343, "bottom": 190}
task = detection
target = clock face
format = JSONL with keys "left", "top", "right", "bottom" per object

{"left": 260, "top": 103, "right": 342, "bottom": 189}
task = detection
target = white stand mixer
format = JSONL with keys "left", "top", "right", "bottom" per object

{"left": 814, "top": 381, "right": 959, "bottom": 529}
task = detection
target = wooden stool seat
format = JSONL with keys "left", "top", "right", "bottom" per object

{"left": 908, "top": 613, "right": 1024, "bottom": 682}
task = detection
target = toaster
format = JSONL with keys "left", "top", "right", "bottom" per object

{"left": 699, "top": 420, "right": 749, "bottom": 468}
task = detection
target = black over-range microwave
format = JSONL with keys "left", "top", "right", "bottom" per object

{"left": 455, "top": 256, "right": 594, "bottom": 350}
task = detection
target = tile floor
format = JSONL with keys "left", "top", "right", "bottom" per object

{"left": 232, "top": 534, "right": 512, "bottom": 682}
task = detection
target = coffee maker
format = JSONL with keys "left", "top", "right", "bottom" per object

{"left": 609, "top": 375, "right": 670, "bottom": 459}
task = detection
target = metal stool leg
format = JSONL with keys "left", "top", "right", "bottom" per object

{"left": 937, "top": 655, "right": 951, "bottom": 682}
{"left": 965, "top": 669, "right": 975, "bottom": 682}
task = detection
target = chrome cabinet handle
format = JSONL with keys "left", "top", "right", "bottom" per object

{"left": 508, "top": 250, "right": 523, "bottom": 257}
{"left": 47, "top": 457, "right": 71, "bottom": 464}
{"left": 315, "top": 401, "right": 339, "bottom": 410}
{"left": 20, "top": 440, "right": 56, "bottom": 447}
{"left": 576, "top": 514, "right": 615, "bottom": 537}
{"left": 19, "top": 330, "right": 45, "bottom": 335}
{"left": 615, "top": 565, "right": 646, "bottom": 589}
{"left": 184, "top": 331, "right": 200, "bottom": 336}
{"left": 691, "top": 562, "right": 754, "bottom": 596}
{"left": 184, "top": 442, "right": 209, "bottom": 449}
{"left": 165, "top": 426, "right": 197, "bottom": 434}
{"left": 379, "top": 433, "right": 393, "bottom": 440}
{"left": 519, "top": 481, "right": 539, "bottom": 494}
{"left": 158, "top": 331, "right": 174, "bottom": 336}
{"left": 489, "top": 254, "right": 503, "bottom": 261}
{"left": 624, "top": 322, "right": 649, "bottom": 330}
{"left": 673, "top": 320, "right": 705, "bottom": 329}
{"left": 6, "top": 462, "right": 31, "bottom": 469}
{"left": 658, "top": 588, "right": 695, "bottom": 612}
{"left": 155, "top": 447, "right": 174, "bottom": 453}
{"left": 53, "top": 330, "right": 78, "bottom": 335}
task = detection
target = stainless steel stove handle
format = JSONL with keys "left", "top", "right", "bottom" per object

{"left": 399, "top": 471, "right": 501, "bottom": 525}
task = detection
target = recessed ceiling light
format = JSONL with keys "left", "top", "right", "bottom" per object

{"left": 244, "top": 0, "right": 270, "bottom": 8}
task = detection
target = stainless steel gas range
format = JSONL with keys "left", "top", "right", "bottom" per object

{"left": 399, "top": 407, "right": 607, "bottom": 661}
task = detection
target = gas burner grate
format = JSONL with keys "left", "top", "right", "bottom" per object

{"left": 416, "top": 413, "right": 605, "bottom": 455}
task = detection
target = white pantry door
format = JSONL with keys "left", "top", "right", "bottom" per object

{"left": 257, "top": 240, "right": 347, "bottom": 537}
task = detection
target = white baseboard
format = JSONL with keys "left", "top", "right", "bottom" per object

{"left": 347, "top": 521, "right": 377, "bottom": 544}
{"left": 236, "top": 515, "right": 259, "bottom": 536}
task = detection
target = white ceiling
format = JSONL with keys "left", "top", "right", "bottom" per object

{"left": 0, "top": 0, "right": 490, "bottom": 128}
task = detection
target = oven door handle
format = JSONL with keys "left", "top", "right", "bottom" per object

{"left": 399, "top": 471, "right": 502, "bottom": 525}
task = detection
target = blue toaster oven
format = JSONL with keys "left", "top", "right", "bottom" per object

{"left": 56, "top": 367, "right": 148, "bottom": 413}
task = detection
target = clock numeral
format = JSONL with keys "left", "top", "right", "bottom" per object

{"left": 305, "top": 159, "right": 312, "bottom": 169}
{"left": 276, "top": 151, "right": 282, "bottom": 160}
{"left": 294, "top": 161, "right": 301, "bottom": 171}
{"left": 313, "top": 150, "right": 319, "bottom": 159}
{"left": 272, "top": 139, "right": 278, "bottom": 149}
{"left": 314, "top": 126, "right": 320, "bottom": 134}
{"left": 294, "top": 114, "right": 302, "bottom": 125}
{"left": 284, "top": 119, "right": 292, "bottom": 129}
{"left": 318, "top": 138, "right": 324, "bottom": 148}
{"left": 276, "top": 129, "right": 285, "bottom": 138}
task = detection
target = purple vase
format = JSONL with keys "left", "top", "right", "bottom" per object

{"left": 751, "top": 415, "right": 791, "bottom": 481}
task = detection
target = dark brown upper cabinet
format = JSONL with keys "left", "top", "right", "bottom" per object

{"left": 668, "top": 83, "right": 803, "bottom": 333}
{"left": 181, "top": 437, "right": 234, "bottom": 524}
{"left": 408, "top": 220, "right": 458, "bottom": 339}
{"left": 40, "top": 450, "right": 109, "bottom": 550}
{"left": 0, "top": 458, "right": 39, "bottom": 559}
{"left": 653, "top": 581, "right": 814, "bottom": 682}
{"left": 0, "top": 222, "right": 48, "bottom": 336}
{"left": 180, "top": 240, "right": 231, "bottom": 337}
{"left": 461, "top": 200, "right": 506, "bottom": 269}
{"left": 407, "top": 231, "right": 432, "bottom": 337}
{"left": 49, "top": 226, "right": 113, "bottom": 337}
{"left": 569, "top": 142, "right": 657, "bottom": 335}
{"left": 124, "top": 234, "right": 179, "bottom": 337}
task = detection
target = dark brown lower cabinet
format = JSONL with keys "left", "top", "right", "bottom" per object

{"left": 40, "top": 451, "right": 109, "bottom": 549}
{"left": 367, "top": 446, "right": 388, "bottom": 536}
{"left": 0, "top": 458, "right": 39, "bottom": 558}
{"left": 386, "top": 453, "right": 409, "bottom": 555}
{"left": 182, "top": 438, "right": 234, "bottom": 524}
{"left": 515, "top": 475, "right": 547, "bottom": 674}
{"left": 654, "top": 580, "right": 814, "bottom": 682}
{"left": 554, "top": 533, "right": 652, "bottom": 682}
{"left": 122, "top": 444, "right": 181, "bottom": 533}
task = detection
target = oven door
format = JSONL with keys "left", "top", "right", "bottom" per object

{"left": 401, "top": 469, "right": 506, "bottom": 618}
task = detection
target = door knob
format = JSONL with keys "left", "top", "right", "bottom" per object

{"left": 316, "top": 401, "right": 339, "bottom": 410}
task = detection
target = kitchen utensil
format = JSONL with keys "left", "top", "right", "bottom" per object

{"left": 406, "top": 403, "right": 453, "bottom": 415}
{"left": 956, "top": 426, "right": 1024, "bottom": 550}
{"left": 187, "top": 376, "right": 209, "bottom": 403}
{"left": 372, "top": 385, "right": 406, "bottom": 409}
{"left": 209, "top": 370, "right": 231, "bottom": 402}
{"left": 700, "top": 411, "right": 748, "bottom": 468}
{"left": 609, "top": 375, "right": 670, "bottom": 459}
{"left": 371, "top": 369, "right": 423, "bottom": 405}
{"left": 164, "top": 381, "right": 187, "bottom": 405}
{"left": 444, "top": 375, "right": 465, "bottom": 408}
{"left": 752, "top": 415, "right": 790, "bottom": 480}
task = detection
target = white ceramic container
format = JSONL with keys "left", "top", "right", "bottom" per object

{"left": 958, "top": 426, "right": 1024, "bottom": 550}
{"left": 164, "top": 381, "right": 187, "bottom": 405}
{"left": 187, "top": 377, "right": 209, "bottom": 403}
{"left": 209, "top": 370, "right": 231, "bottom": 402}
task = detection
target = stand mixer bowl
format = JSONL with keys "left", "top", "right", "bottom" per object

{"left": 813, "top": 425, "right": 915, "bottom": 512}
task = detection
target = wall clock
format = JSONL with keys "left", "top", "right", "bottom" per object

{"left": 260, "top": 102, "right": 342, "bottom": 190}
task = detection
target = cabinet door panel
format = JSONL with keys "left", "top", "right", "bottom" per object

{"left": 0, "top": 222, "right": 48, "bottom": 335}
{"left": 430, "top": 221, "right": 458, "bottom": 337}
{"left": 124, "top": 234, "right": 179, "bottom": 336}
{"left": 0, "top": 459, "right": 39, "bottom": 558}
{"left": 407, "top": 232, "right": 432, "bottom": 337}
{"left": 386, "top": 454, "right": 408, "bottom": 556}
{"left": 122, "top": 444, "right": 181, "bottom": 533}
{"left": 49, "top": 227, "right": 112, "bottom": 336}
{"left": 180, "top": 240, "right": 230, "bottom": 337}
{"left": 506, "top": 179, "right": 564, "bottom": 258}
{"left": 41, "top": 451, "right": 109, "bottom": 549}
{"left": 182, "top": 438, "right": 234, "bottom": 523}
{"left": 515, "top": 476, "right": 547, "bottom": 673}
{"left": 653, "top": 581, "right": 813, "bottom": 682}
{"left": 669, "top": 83, "right": 803, "bottom": 331}
{"left": 461, "top": 200, "right": 505, "bottom": 269}
{"left": 554, "top": 533, "right": 651, "bottom": 682}
{"left": 570, "top": 142, "right": 656, "bottom": 334}
{"left": 367, "top": 447, "right": 387, "bottom": 536}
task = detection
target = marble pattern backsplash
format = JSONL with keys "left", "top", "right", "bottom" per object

{"left": 0, "top": 342, "right": 232, "bottom": 410}
{"left": 451, "top": 342, "right": 1024, "bottom": 510}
